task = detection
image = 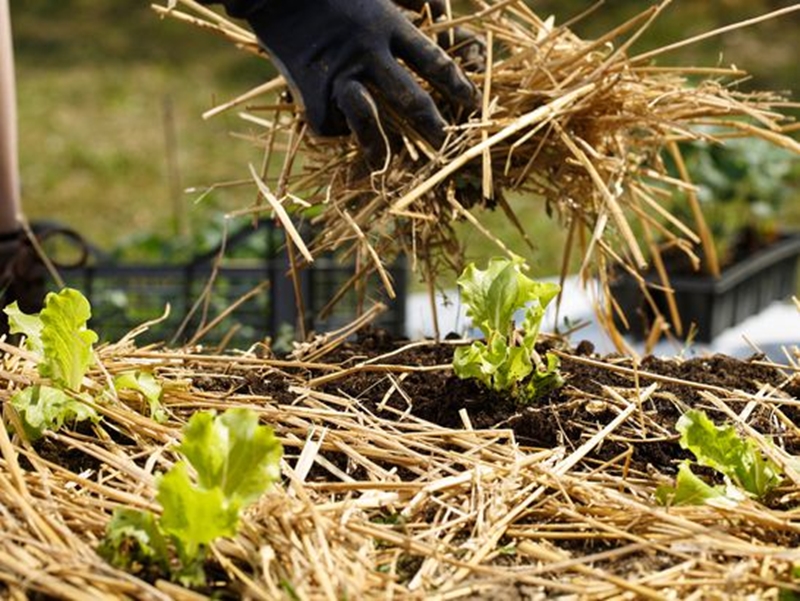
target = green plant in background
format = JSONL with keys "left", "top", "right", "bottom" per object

{"left": 656, "top": 409, "right": 787, "bottom": 506}
{"left": 453, "top": 257, "right": 563, "bottom": 403}
{"left": 4, "top": 288, "right": 166, "bottom": 437}
{"left": 670, "top": 135, "right": 800, "bottom": 265}
{"left": 100, "top": 408, "right": 283, "bottom": 586}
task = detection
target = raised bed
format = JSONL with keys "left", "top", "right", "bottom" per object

{"left": 1, "top": 332, "right": 799, "bottom": 598}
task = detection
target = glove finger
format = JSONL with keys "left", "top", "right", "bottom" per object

{"left": 391, "top": 22, "right": 479, "bottom": 113}
{"left": 334, "top": 79, "right": 397, "bottom": 169}
{"left": 438, "top": 27, "right": 486, "bottom": 72}
{"left": 369, "top": 57, "right": 449, "bottom": 150}
{"left": 392, "top": 1, "right": 485, "bottom": 73}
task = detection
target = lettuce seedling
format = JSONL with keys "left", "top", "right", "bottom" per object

{"left": 114, "top": 370, "right": 166, "bottom": 423}
{"left": 655, "top": 462, "right": 730, "bottom": 507}
{"left": 101, "top": 408, "right": 283, "bottom": 586}
{"left": 453, "top": 258, "right": 562, "bottom": 403}
{"left": 4, "top": 288, "right": 100, "bottom": 438}
{"left": 657, "top": 409, "right": 783, "bottom": 505}
{"left": 4, "top": 289, "right": 168, "bottom": 435}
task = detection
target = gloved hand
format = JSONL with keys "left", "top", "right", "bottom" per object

{"left": 240, "top": 0, "right": 480, "bottom": 168}
{"left": 0, "top": 229, "right": 47, "bottom": 334}
{"left": 0, "top": 223, "right": 89, "bottom": 335}
{"left": 399, "top": 0, "right": 485, "bottom": 71}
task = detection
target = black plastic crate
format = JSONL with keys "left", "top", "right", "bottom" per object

{"left": 611, "top": 233, "right": 800, "bottom": 342}
{"left": 59, "top": 221, "right": 406, "bottom": 348}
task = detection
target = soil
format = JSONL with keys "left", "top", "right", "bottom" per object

{"left": 36, "top": 327, "right": 798, "bottom": 495}
{"left": 245, "top": 329, "right": 800, "bottom": 488}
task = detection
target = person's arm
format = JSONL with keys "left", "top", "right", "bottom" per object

{"left": 0, "top": 0, "right": 50, "bottom": 323}
{"left": 0, "top": 0, "right": 21, "bottom": 236}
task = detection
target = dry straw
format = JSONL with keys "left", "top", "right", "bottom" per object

{"left": 1, "top": 330, "right": 799, "bottom": 598}
{"left": 156, "top": 0, "right": 800, "bottom": 349}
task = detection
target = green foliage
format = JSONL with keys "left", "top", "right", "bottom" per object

{"left": 679, "top": 409, "right": 782, "bottom": 498}
{"left": 38, "top": 289, "right": 98, "bottom": 390}
{"left": 11, "top": 385, "right": 99, "bottom": 440}
{"left": 4, "top": 289, "right": 100, "bottom": 438}
{"left": 102, "top": 408, "right": 283, "bottom": 586}
{"left": 453, "top": 258, "right": 562, "bottom": 403}
{"left": 4, "top": 289, "right": 168, "bottom": 437}
{"left": 7, "top": 289, "right": 97, "bottom": 388}
{"left": 657, "top": 409, "right": 784, "bottom": 505}
{"left": 157, "top": 462, "right": 241, "bottom": 565}
{"left": 667, "top": 136, "right": 800, "bottom": 261}
{"left": 680, "top": 137, "right": 799, "bottom": 212}
{"left": 114, "top": 370, "right": 166, "bottom": 423}
{"left": 4, "top": 303, "right": 44, "bottom": 355}
{"left": 177, "top": 409, "right": 283, "bottom": 505}
{"left": 98, "top": 508, "right": 170, "bottom": 575}
{"left": 656, "top": 462, "right": 728, "bottom": 506}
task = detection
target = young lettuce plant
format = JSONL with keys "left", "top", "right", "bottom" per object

{"left": 100, "top": 408, "right": 283, "bottom": 586}
{"left": 453, "top": 257, "right": 562, "bottom": 403}
{"left": 656, "top": 409, "right": 785, "bottom": 506}
{"left": 4, "top": 288, "right": 166, "bottom": 438}
{"left": 4, "top": 288, "right": 100, "bottom": 438}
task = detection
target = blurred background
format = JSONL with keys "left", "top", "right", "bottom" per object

{"left": 9, "top": 0, "right": 800, "bottom": 274}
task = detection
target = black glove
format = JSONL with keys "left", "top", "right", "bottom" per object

{"left": 239, "top": 0, "right": 480, "bottom": 167}
{"left": 398, "top": 0, "right": 485, "bottom": 71}
{"left": 0, "top": 223, "right": 89, "bottom": 336}
{"left": 0, "top": 229, "right": 47, "bottom": 334}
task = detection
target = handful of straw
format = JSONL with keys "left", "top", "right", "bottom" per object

{"left": 154, "top": 0, "right": 799, "bottom": 345}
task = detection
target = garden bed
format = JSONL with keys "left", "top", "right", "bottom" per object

{"left": 1, "top": 325, "right": 799, "bottom": 599}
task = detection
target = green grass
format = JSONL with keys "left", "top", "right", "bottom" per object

{"left": 10, "top": 1, "right": 800, "bottom": 275}
{"left": 13, "top": 2, "right": 275, "bottom": 257}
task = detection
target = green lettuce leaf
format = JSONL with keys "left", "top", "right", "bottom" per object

{"left": 458, "top": 258, "right": 527, "bottom": 336}
{"left": 100, "top": 408, "right": 283, "bottom": 585}
{"left": 99, "top": 507, "right": 169, "bottom": 572}
{"left": 178, "top": 408, "right": 283, "bottom": 506}
{"left": 497, "top": 344, "right": 533, "bottom": 391}
{"left": 114, "top": 370, "right": 166, "bottom": 422}
{"left": 11, "top": 385, "right": 99, "bottom": 440}
{"left": 520, "top": 282, "right": 560, "bottom": 348}
{"left": 38, "top": 288, "right": 98, "bottom": 389}
{"left": 656, "top": 461, "right": 728, "bottom": 506}
{"left": 4, "top": 301, "right": 44, "bottom": 356}
{"left": 458, "top": 258, "right": 560, "bottom": 338}
{"left": 677, "top": 409, "right": 782, "bottom": 498}
{"left": 454, "top": 258, "right": 561, "bottom": 402}
{"left": 453, "top": 341, "right": 493, "bottom": 389}
{"left": 523, "top": 352, "right": 564, "bottom": 402}
{"left": 156, "top": 462, "right": 240, "bottom": 562}
{"left": 453, "top": 335, "right": 534, "bottom": 393}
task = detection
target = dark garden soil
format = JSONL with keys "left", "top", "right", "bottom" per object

{"left": 237, "top": 328, "right": 800, "bottom": 493}
{"left": 34, "top": 327, "right": 799, "bottom": 499}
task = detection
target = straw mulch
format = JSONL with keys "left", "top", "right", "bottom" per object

{"left": 1, "top": 323, "right": 800, "bottom": 599}
{"left": 155, "top": 0, "right": 800, "bottom": 346}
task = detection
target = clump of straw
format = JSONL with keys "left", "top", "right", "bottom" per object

{"left": 2, "top": 332, "right": 800, "bottom": 598}
{"left": 154, "top": 0, "right": 799, "bottom": 345}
